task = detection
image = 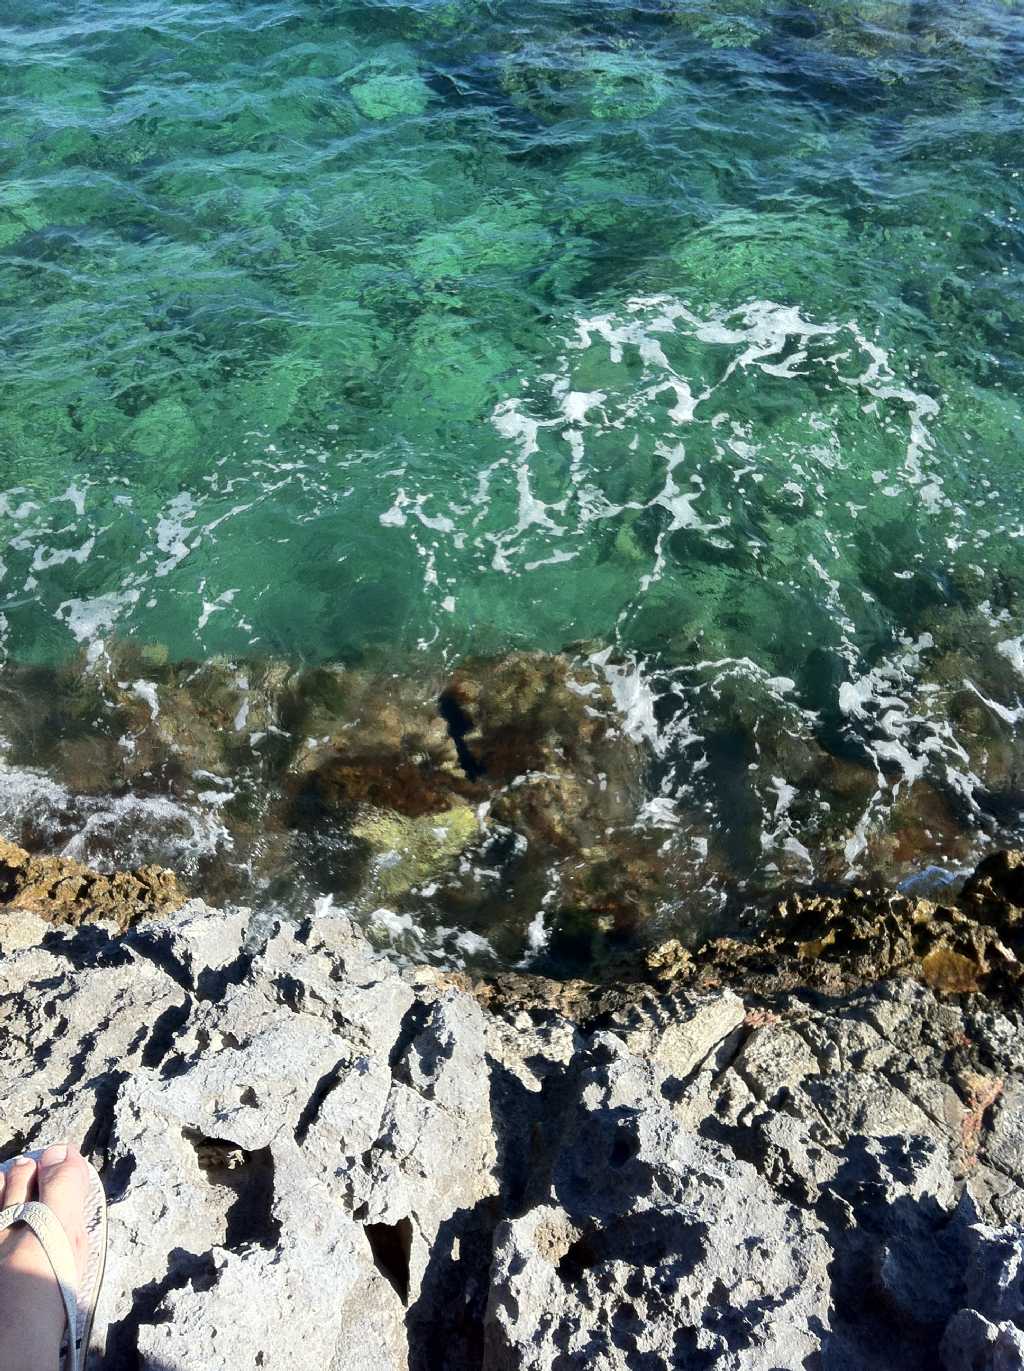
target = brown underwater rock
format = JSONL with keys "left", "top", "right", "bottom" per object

{"left": 0, "top": 837, "right": 187, "bottom": 932}
{"left": 291, "top": 652, "right": 645, "bottom": 863}
{"left": 445, "top": 652, "right": 644, "bottom": 848}
{"left": 285, "top": 665, "right": 464, "bottom": 815}
{"left": 648, "top": 848, "right": 1024, "bottom": 1001}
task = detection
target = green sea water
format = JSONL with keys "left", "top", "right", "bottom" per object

{"left": 1, "top": 0, "right": 1023, "bottom": 957}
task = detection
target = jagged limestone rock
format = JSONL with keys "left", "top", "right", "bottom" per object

{"left": 1, "top": 865, "right": 1024, "bottom": 1367}
{"left": 483, "top": 1034, "right": 832, "bottom": 1370}
{"left": 652, "top": 851, "right": 1024, "bottom": 1002}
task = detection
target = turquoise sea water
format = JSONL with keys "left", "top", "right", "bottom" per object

{"left": 1, "top": 0, "right": 1023, "bottom": 959}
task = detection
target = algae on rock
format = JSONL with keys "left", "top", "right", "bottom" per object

{"left": 350, "top": 803, "right": 481, "bottom": 901}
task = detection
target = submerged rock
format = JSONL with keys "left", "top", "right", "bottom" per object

{"left": 349, "top": 803, "right": 481, "bottom": 902}
{"left": 350, "top": 71, "right": 432, "bottom": 121}
{"left": 0, "top": 638, "right": 1020, "bottom": 963}
{"left": 285, "top": 651, "right": 649, "bottom": 943}
{"left": 287, "top": 665, "right": 466, "bottom": 817}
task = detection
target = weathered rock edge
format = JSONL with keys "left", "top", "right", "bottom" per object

{"left": 3, "top": 866, "right": 1024, "bottom": 1368}
{"left": 0, "top": 837, "right": 187, "bottom": 935}
{"left": 651, "top": 846, "right": 1024, "bottom": 996}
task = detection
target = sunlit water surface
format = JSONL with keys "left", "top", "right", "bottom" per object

{"left": 1, "top": 0, "right": 1023, "bottom": 964}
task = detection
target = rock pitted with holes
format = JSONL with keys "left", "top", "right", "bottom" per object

{"left": 2, "top": 893, "right": 1024, "bottom": 1368}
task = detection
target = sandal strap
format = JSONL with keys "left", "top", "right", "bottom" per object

{"left": 0, "top": 1200, "right": 80, "bottom": 1371}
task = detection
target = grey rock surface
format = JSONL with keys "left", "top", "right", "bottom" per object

{"left": 2, "top": 902, "right": 1024, "bottom": 1368}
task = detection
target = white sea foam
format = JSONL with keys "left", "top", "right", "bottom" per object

{"left": 58, "top": 590, "right": 140, "bottom": 647}
{"left": 831, "top": 631, "right": 1001, "bottom": 871}
{"left": 997, "top": 637, "right": 1024, "bottom": 678}
{"left": 0, "top": 758, "right": 73, "bottom": 836}
{"left": 374, "top": 295, "right": 958, "bottom": 647}
{"left": 131, "top": 679, "right": 161, "bottom": 720}
{"left": 154, "top": 491, "right": 198, "bottom": 577}
{"left": 364, "top": 905, "right": 498, "bottom": 968}
{"left": 59, "top": 793, "right": 230, "bottom": 872}
{"left": 0, "top": 291, "right": 1015, "bottom": 920}
{"left": 589, "top": 647, "right": 663, "bottom": 749}
{"left": 0, "top": 756, "right": 230, "bottom": 878}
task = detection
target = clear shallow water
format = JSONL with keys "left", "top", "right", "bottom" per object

{"left": 1, "top": 0, "right": 1023, "bottom": 962}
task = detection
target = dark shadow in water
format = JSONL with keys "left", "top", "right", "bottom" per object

{"left": 438, "top": 686, "right": 488, "bottom": 782}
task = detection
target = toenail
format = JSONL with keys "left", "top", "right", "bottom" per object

{"left": 13, "top": 1156, "right": 34, "bottom": 1167}
{"left": 42, "top": 1144, "right": 68, "bottom": 1166}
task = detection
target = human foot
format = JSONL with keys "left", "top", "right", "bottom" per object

{"left": 0, "top": 1144, "right": 93, "bottom": 1371}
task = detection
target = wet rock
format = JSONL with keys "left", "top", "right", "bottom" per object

{"left": 1, "top": 647, "right": 656, "bottom": 949}
{"left": 644, "top": 935, "right": 693, "bottom": 982}
{"left": 962, "top": 851, "right": 1024, "bottom": 922}
{"left": 655, "top": 851, "right": 1024, "bottom": 1002}
{"left": 282, "top": 651, "right": 650, "bottom": 945}
{"left": 0, "top": 836, "right": 186, "bottom": 931}
{"left": 443, "top": 651, "right": 644, "bottom": 835}
{"left": 0, "top": 635, "right": 1020, "bottom": 964}
{"left": 664, "top": 662, "right": 878, "bottom": 884}
{"left": 0, "top": 650, "right": 296, "bottom": 795}
{"left": 102, "top": 653, "right": 296, "bottom": 782}
{"left": 286, "top": 665, "right": 463, "bottom": 813}
{"left": 878, "top": 776, "right": 981, "bottom": 874}
{"left": 461, "top": 968, "right": 601, "bottom": 1020}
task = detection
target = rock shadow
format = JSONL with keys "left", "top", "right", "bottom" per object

{"left": 404, "top": 1196, "right": 500, "bottom": 1371}
{"left": 813, "top": 1135, "right": 974, "bottom": 1371}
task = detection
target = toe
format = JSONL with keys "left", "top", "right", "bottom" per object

{"left": 4, "top": 1157, "right": 37, "bottom": 1207}
{"left": 38, "top": 1144, "right": 89, "bottom": 1213}
{"left": 37, "top": 1143, "right": 91, "bottom": 1282}
{"left": 40, "top": 1142, "right": 71, "bottom": 1173}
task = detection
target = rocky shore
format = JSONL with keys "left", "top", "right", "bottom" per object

{"left": 3, "top": 843, "right": 1024, "bottom": 1368}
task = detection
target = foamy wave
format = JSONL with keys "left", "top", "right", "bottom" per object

{"left": 463, "top": 296, "right": 951, "bottom": 592}
{"left": 0, "top": 752, "right": 230, "bottom": 876}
